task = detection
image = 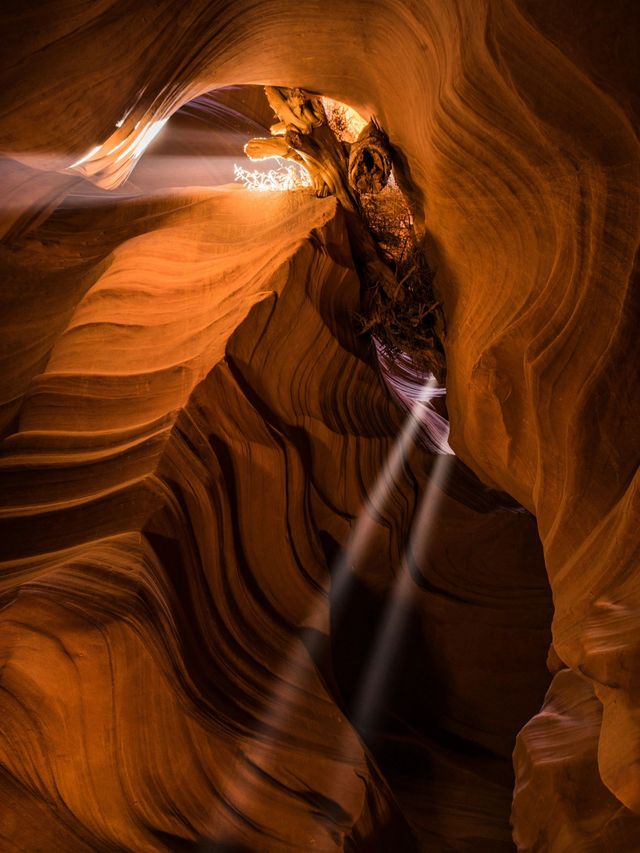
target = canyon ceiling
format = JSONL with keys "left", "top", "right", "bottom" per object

{"left": 0, "top": 1, "right": 639, "bottom": 851}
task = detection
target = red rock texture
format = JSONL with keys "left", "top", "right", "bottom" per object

{"left": 0, "top": 0, "right": 638, "bottom": 849}
{"left": 513, "top": 668, "right": 640, "bottom": 851}
{"left": 0, "top": 178, "right": 553, "bottom": 849}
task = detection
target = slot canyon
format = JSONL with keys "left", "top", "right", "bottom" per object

{"left": 0, "top": 1, "right": 638, "bottom": 850}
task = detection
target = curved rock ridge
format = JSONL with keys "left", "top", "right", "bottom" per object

{"left": 0, "top": 84, "right": 274, "bottom": 436}
{"left": 0, "top": 186, "right": 553, "bottom": 850}
{"left": 1, "top": 0, "right": 639, "bottom": 846}
{"left": 0, "top": 189, "right": 404, "bottom": 850}
{"left": 513, "top": 669, "right": 640, "bottom": 852}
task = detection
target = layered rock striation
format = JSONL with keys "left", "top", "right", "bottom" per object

{"left": 1, "top": 0, "right": 639, "bottom": 849}
{"left": 0, "top": 187, "right": 551, "bottom": 849}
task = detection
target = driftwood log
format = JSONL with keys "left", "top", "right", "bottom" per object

{"left": 245, "top": 87, "right": 404, "bottom": 301}
{"left": 348, "top": 119, "right": 392, "bottom": 194}
{"left": 244, "top": 85, "right": 449, "bottom": 382}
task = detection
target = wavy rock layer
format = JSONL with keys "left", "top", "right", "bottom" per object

{"left": 0, "top": 189, "right": 402, "bottom": 851}
{"left": 513, "top": 669, "right": 639, "bottom": 852}
{"left": 1, "top": 0, "right": 639, "bottom": 848}
{"left": 0, "top": 186, "right": 552, "bottom": 850}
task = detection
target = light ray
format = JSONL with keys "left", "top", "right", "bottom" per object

{"left": 329, "top": 374, "right": 439, "bottom": 612}
{"left": 350, "top": 451, "right": 453, "bottom": 737}
{"left": 212, "top": 375, "right": 444, "bottom": 837}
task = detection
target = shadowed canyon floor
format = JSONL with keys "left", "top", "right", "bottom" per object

{"left": 1, "top": 0, "right": 639, "bottom": 850}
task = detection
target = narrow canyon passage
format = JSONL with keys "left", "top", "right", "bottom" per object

{"left": 0, "top": 165, "right": 552, "bottom": 850}
{"left": 1, "top": 2, "right": 639, "bottom": 850}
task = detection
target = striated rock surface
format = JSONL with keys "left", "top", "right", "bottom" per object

{"left": 0, "top": 188, "right": 408, "bottom": 850}
{"left": 0, "top": 186, "right": 552, "bottom": 850}
{"left": 513, "top": 668, "right": 640, "bottom": 851}
{"left": 1, "top": 0, "right": 639, "bottom": 848}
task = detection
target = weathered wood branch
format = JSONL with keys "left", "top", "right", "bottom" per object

{"left": 246, "top": 87, "right": 403, "bottom": 301}
{"left": 244, "top": 136, "right": 291, "bottom": 160}
{"left": 264, "top": 86, "right": 325, "bottom": 133}
{"left": 348, "top": 119, "right": 392, "bottom": 194}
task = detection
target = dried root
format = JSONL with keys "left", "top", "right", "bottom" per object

{"left": 348, "top": 119, "right": 392, "bottom": 195}
{"left": 243, "top": 87, "right": 446, "bottom": 378}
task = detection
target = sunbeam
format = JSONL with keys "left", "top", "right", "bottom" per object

{"left": 213, "top": 375, "right": 449, "bottom": 842}
{"left": 350, "top": 452, "right": 453, "bottom": 738}
{"left": 328, "top": 374, "right": 441, "bottom": 614}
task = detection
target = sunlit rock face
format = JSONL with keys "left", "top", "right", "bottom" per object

{"left": 0, "top": 185, "right": 551, "bottom": 850}
{"left": 0, "top": 190, "right": 402, "bottom": 850}
{"left": 0, "top": 0, "right": 638, "bottom": 850}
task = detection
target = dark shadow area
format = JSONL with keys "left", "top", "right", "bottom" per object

{"left": 153, "top": 833, "right": 254, "bottom": 852}
{"left": 311, "top": 472, "right": 553, "bottom": 851}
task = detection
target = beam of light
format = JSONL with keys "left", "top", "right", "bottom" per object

{"left": 233, "top": 158, "right": 312, "bottom": 192}
{"left": 211, "top": 376, "right": 443, "bottom": 840}
{"left": 349, "top": 451, "right": 453, "bottom": 738}
{"left": 329, "top": 374, "right": 439, "bottom": 612}
{"left": 66, "top": 117, "right": 169, "bottom": 182}
{"left": 114, "top": 117, "right": 169, "bottom": 163}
